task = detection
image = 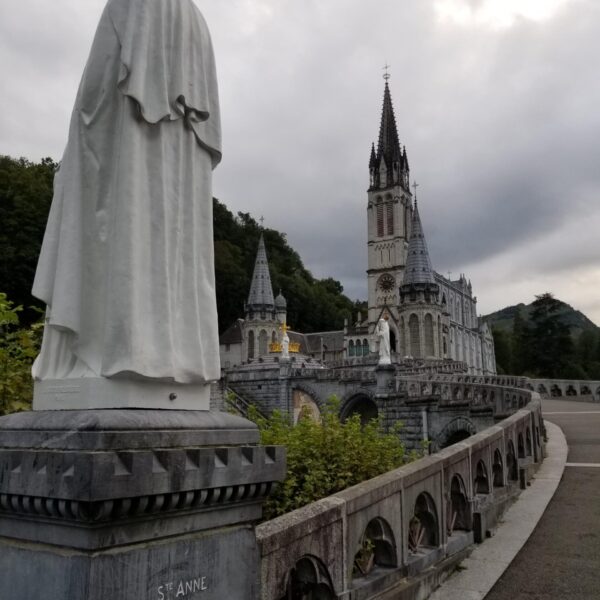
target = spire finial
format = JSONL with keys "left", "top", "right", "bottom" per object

{"left": 382, "top": 62, "right": 391, "bottom": 82}
{"left": 412, "top": 181, "right": 419, "bottom": 206}
{"left": 259, "top": 216, "right": 265, "bottom": 228}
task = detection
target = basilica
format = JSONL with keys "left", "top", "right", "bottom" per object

{"left": 219, "top": 81, "right": 496, "bottom": 375}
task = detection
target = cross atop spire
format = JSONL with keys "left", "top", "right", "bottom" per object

{"left": 382, "top": 62, "right": 391, "bottom": 81}
{"left": 412, "top": 181, "right": 419, "bottom": 204}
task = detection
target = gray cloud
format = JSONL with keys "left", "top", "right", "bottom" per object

{"left": 1, "top": 0, "right": 599, "bottom": 323}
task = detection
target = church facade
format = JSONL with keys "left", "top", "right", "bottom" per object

{"left": 345, "top": 81, "right": 496, "bottom": 375}
{"left": 220, "top": 81, "right": 496, "bottom": 376}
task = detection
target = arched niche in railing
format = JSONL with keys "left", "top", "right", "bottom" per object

{"left": 492, "top": 449, "right": 504, "bottom": 488}
{"left": 517, "top": 433, "right": 525, "bottom": 459}
{"left": 352, "top": 517, "right": 397, "bottom": 578}
{"left": 280, "top": 555, "right": 336, "bottom": 600}
{"left": 447, "top": 474, "right": 471, "bottom": 535}
{"left": 409, "top": 492, "right": 439, "bottom": 553}
{"left": 506, "top": 440, "right": 518, "bottom": 481}
{"left": 525, "top": 427, "right": 533, "bottom": 457}
{"left": 474, "top": 460, "right": 490, "bottom": 495}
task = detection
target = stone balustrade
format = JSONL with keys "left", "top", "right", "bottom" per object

{"left": 256, "top": 388, "right": 544, "bottom": 600}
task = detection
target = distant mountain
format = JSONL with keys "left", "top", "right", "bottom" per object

{"left": 482, "top": 299, "right": 599, "bottom": 338}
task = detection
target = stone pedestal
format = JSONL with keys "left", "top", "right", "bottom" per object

{"left": 0, "top": 410, "right": 285, "bottom": 600}
{"left": 375, "top": 363, "right": 396, "bottom": 396}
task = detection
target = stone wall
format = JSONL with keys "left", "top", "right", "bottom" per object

{"left": 256, "top": 390, "right": 543, "bottom": 600}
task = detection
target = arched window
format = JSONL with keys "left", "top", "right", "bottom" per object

{"left": 493, "top": 449, "right": 504, "bottom": 487}
{"left": 424, "top": 314, "right": 434, "bottom": 356}
{"left": 247, "top": 330, "right": 255, "bottom": 360}
{"left": 409, "top": 314, "right": 420, "bottom": 357}
{"left": 448, "top": 475, "right": 470, "bottom": 534}
{"left": 376, "top": 203, "right": 384, "bottom": 237}
{"left": 362, "top": 338, "right": 369, "bottom": 356}
{"left": 409, "top": 493, "right": 439, "bottom": 552}
{"left": 349, "top": 340, "right": 355, "bottom": 357}
{"left": 386, "top": 203, "right": 394, "bottom": 235}
{"left": 258, "top": 329, "right": 268, "bottom": 356}
{"left": 474, "top": 460, "right": 490, "bottom": 494}
{"left": 271, "top": 331, "right": 277, "bottom": 344}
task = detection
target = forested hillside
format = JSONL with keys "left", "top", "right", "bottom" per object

{"left": 484, "top": 294, "right": 600, "bottom": 379}
{"left": 0, "top": 155, "right": 359, "bottom": 334}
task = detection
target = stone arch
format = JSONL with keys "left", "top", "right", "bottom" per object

{"left": 340, "top": 393, "right": 378, "bottom": 426}
{"left": 348, "top": 339, "right": 355, "bottom": 357}
{"left": 280, "top": 555, "right": 335, "bottom": 600}
{"left": 437, "top": 417, "right": 475, "bottom": 449}
{"left": 362, "top": 338, "right": 370, "bottom": 357}
{"left": 506, "top": 440, "right": 518, "bottom": 481}
{"left": 493, "top": 449, "right": 504, "bottom": 488}
{"left": 272, "top": 330, "right": 277, "bottom": 344}
{"left": 292, "top": 387, "right": 321, "bottom": 425}
{"left": 409, "top": 313, "right": 420, "bottom": 357}
{"left": 551, "top": 384, "right": 562, "bottom": 397}
{"left": 448, "top": 474, "right": 470, "bottom": 534}
{"left": 474, "top": 460, "right": 490, "bottom": 495}
{"left": 353, "top": 517, "right": 397, "bottom": 578}
{"left": 399, "top": 317, "right": 406, "bottom": 356}
{"left": 566, "top": 385, "right": 577, "bottom": 397}
{"left": 409, "top": 492, "right": 439, "bottom": 552}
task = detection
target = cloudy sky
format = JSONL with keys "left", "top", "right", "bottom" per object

{"left": 1, "top": 0, "right": 599, "bottom": 324}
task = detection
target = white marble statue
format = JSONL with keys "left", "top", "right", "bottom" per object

{"left": 376, "top": 316, "right": 391, "bottom": 366}
{"left": 31, "top": 0, "right": 221, "bottom": 410}
{"left": 281, "top": 331, "right": 290, "bottom": 359}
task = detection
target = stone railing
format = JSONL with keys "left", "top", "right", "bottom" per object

{"left": 523, "top": 378, "right": 600, "bottom": 402}
{"left": 256, "top": 389, "right": 543, "bottom": 600}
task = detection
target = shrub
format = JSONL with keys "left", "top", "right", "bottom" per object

{"left": 248, "top": 398, "right": 417, "bottom": 520}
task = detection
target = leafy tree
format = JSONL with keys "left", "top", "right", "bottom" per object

{"left": 528, "top": 293, "right": 574, "bottom": 378}
{"left": 511, "top": 307, "right": 531, "bottom": 375}
{"left": 0, "top": 156, "right": 57, "bottom": 325}
{"left": 248, "top": 398, "right": 416, "bottom": 520}
{"left": 491, "top": 326, "right": 512, "bottom": 374}
{"left": 0, "top": 293, "right": 42, "bottom": 415}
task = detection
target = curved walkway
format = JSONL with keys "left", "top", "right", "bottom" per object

{"left": 429, "top": 399, "right": 574, "bottom": 600}
{"left": 484, "top": 398, "right": 600, "bottom": 599}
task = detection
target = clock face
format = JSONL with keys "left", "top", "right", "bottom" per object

{"left": 378, "top": 274, "right": 395, "bottom": 292}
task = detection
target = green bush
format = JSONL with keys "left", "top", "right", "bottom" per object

{"left": 0, "top": 292, "right": 41, "bottom": 415}
{"left": 248, "top": 398, "right": 417, "bottom": 520}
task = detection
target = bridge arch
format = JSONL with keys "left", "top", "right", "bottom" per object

{"left": 436, "top": 417, "right": 476, "bottom": 449}
{"left": 340, "top": 392, "right": 378, "bottom": 425}
{"left": 291, "top": 384, "right": 322, "bottom": 424}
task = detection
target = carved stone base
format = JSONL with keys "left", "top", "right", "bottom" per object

{"left": 33, "top": 376, "right": 212, "bottom": 411}
{"left": 0, "top": 409, "right": 286, "bottom": 600}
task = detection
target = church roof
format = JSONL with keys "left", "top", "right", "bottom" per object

{"left": 377, "top": 82, "right": 402, "bottom": 170}
{"left": 246, "top": 233, "right": 275, "bottom": 309}
{"left": 402, "top": 200, "right": 435, "bottom": 286}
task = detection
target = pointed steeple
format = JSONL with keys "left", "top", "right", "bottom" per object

{"left": 377, "top": 82, "right": 402, "bottom": 171}
{"left": 402, "top": 199, "right": 435, "bottom": 286}
{"left": 246, "top": 234, "right": 275, "bottom": 310}
{"left": 369, "top": 143, "right": 377, "bottom": 169}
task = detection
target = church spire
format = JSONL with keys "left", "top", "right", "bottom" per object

{"left": 402, "top": 196, "right": 435, "bottom": 287}
{"left": 246, "top": 233, "right": 275, "bottom": 310}
{"left": 369, "top": 79, "right": 410, "bottom": 191}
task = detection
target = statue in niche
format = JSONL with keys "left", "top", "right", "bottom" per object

{"left": 32, "top": 0, "right": 221, "bottom": 407}
{"left": 376, "top": 315, "right": 391, "bottom": 366}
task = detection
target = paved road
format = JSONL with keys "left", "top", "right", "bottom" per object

{"left": 485, "top": 398, "right": 600, "bottom": 600}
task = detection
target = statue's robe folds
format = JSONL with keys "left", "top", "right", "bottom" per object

{"left": 33, "top": 0, "right": 222, "bottom": 384}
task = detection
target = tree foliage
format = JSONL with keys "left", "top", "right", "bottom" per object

{"left": 248, "top": 398, "right": 416, "bottom": 520}
{"left": 0, "top": 293, "right": 41, "bottom": 415}
{"left": 0, "top": 156, "right": 57, "bottom": 325}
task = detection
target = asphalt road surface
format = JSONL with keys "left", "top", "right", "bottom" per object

{"left": 484, "top": 398, "right": 600, "bottom": 600}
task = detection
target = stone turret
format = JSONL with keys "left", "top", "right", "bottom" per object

{"left": 398, "top": 196, "right": 448, "bottom": 359}
{"left": 242, "top": 234, "right": 283, "bottom": 361}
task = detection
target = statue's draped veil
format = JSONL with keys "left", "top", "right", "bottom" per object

{"left": 33, "top": 0, "right": 222, "bottom": 384}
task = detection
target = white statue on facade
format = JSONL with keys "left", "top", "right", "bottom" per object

{"left": 281, "top": 324, "right": 290, "bottom": 359}
{"left": 31, "top": 0, "right": 221, "bottom": 410}
{"left": 376, "top": 315, "right": 391, "bottom": 366}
